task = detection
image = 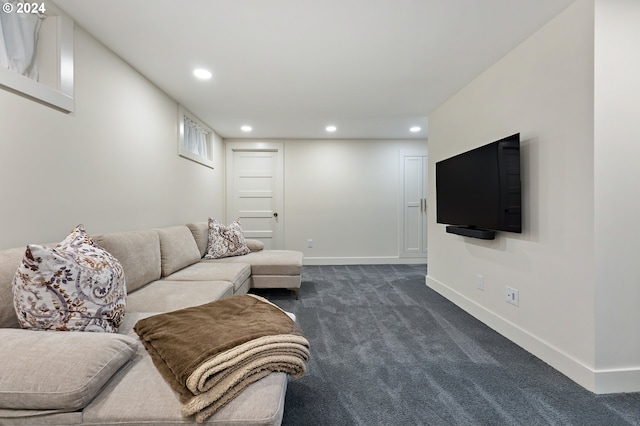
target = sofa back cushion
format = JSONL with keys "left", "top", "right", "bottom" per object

{"left": 92, "top": 229, "right": 161, "bottom": 293}
{"left": 186, "top": 222, "right": 208, "bottom": 258}
{"left": 0, "top": 247, "right": 26, "bottom": 328}
{"left": 246, "top": 239, "right": 265, "bottom": 252}
{"left": 155, "top": 226, "right": 201, "bottom": 277}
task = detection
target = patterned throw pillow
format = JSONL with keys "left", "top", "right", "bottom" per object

{"left": 204, "top": 218, "right": 251, "bottom": 259}
{"left": 12, "top": 225, "right": 126, "bottom": 332}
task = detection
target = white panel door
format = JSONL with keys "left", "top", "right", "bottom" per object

{"left": 401, "top": 155, "right": 428, "bottom": 257}
{"left": 226, "top": 142, "right": 283, "bottom": 249}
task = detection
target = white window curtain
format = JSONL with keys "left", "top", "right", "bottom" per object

{"left": 0, "top": 0, "right": 44, "bottom": 80}
{"left": 183, "top": 116, "right": 209, "bottom": 159}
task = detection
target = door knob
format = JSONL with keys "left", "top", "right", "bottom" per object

{"left": 273, "top": 212, "right": 278, "bottom": 218}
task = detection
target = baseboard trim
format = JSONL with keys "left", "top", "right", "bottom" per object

{"left": 594, "top": 367, "right": 640, "bottom": 394}
{"left": 426, "top": 275, "right": 640, "bottom": 394}
{"left": 304, "top": 256, "right": 427, "bottom": 266}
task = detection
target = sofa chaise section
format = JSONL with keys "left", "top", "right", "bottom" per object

{"left": 186, "top": 222, "right": 303, "bottom": 299}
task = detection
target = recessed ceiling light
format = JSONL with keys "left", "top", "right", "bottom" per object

{"left": 193, "top": 68, "right": 212, "bottom": 79}
{"left": 410, "top": 126, "right": 421, "bottom": 133}
{"left": 326, "top": 125, "right": 337, "bottom": 132}
{"left": 241, "top": 125, "right": 252, "bottom": 132}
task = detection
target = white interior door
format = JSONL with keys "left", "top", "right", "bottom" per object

{"left": 400, "top": 154, "right": 428, "bottom": 257}
{"left": 225, "top": 142, "right": 284, "bottom": 249}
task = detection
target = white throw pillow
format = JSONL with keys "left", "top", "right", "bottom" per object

{"left": 204, "top": 218, "right": 251, "bottom": 259}
{"left": 12, "top": 225, "right": 126, "bottom": 332}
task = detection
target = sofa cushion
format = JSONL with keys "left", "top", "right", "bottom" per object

{"left": 0, "top": 329, "right": 137, "bottom": 411}
{"left": 205, "top": 219, "right": 251, "bottom": 259}
{"left": 186, "top": 221, "right": 209, "bottom": 258}
{"left": 0, "top": 408, "right": 81, "bottom": 422}
{"left": 246, "top": 238, "right": 265, "bottom": 252}
{"left": 186, "top": 222, "right": 266, "bottom": 255}
{"left": 92, "top": 229, "right": 162, "bottom": 293}
{"left": 82, "top": 312, "right": 288, "bottom": 425}
{"left": 164, "top": 262, "right": 251, "bottom": 293}
{"left": 12, "top": 225, "right": 126, "bottom": 333}
{"left": 155, "top": 226, "right": 202, "bottom": 277}
{"left": 0, "top": 247, "right": 26, "bottom": 329}
{"left": 125, "top": 280, "right": 233, "bottom": 313}
{"left": 202, "top": 250, "right": 303, "bottom": 276}
{"left": 82, "top": 344, "right": 287, "bottom": 426}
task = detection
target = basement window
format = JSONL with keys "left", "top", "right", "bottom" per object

{"left": 0, "top": 0, "right": 74, "bottom": 113}
{"left": 178, "top": 105, "right": 214, "bottom": 169}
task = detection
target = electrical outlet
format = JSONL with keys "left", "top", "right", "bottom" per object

{"left": 476, "top": 274, "right": 484, "bottom": 291}
{"left": 307, "top": 239, "right": 313, "bottom": 248}
{"left": 505, "top": 286, "right": 519, "bottom": 306}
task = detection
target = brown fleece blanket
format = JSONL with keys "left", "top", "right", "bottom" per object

{"left": 133, "top": 294, "right": 310, "bottom": 423}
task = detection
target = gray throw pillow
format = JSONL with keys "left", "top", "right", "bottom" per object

{"left": 245, "top": 239, "right": 264, "bottom": 252}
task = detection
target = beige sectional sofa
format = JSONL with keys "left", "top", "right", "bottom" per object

{"left": 0, "top": 224, "right": 304, "bottom": 425}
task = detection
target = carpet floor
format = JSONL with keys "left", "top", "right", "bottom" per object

{"left": 252, "top": 264, "right": 640, "bottom": 426}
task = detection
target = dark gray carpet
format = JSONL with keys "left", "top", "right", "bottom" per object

{"left": 252, "top": 264, "right": 640, "bottom": 426}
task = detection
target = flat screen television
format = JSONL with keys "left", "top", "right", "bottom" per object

{"left": 435, "top": 133, "right": 521, "bottom": 239}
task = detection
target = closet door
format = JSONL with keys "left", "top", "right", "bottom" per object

{"left": 225, "top": 142, "right": 284, "bottom": 249}
{"left": 401, "top": 155, "right": 428, "bottom": 258}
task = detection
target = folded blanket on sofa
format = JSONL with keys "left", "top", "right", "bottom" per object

{"left": 133, "top": 294, "right": 310, "bottom": 423}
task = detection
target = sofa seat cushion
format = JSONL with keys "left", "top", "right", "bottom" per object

{"left": 106, "top": 312, "right": 289, "bottom": 426}
{"left": 0, "top": 408, "right": 82, "bottom": 422}
{"left": 202, "top": 250, "right": 303, "bottom": 276}
{"left": 164, "top": 262, "right": 251, "bottom": 292}
{"left": 82, "top": 351, "right": 287, "bottom": 426}
{"left": 126, "top": 280, "right": 233, "bottom": 313}
{"left": 105, "top": 312, "right": 288, "bottom": 426}
{"left": 0, "top": 329, "right": 137, "bottom": 411}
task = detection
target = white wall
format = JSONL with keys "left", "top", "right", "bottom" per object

{"left": 593, "top": 0, "right": 640, "bottom": 391}
{"left": 0, "top": 25, "right": 225, "bottom": 249}
{"left": 282, "top": 139, "right": 427, "bottom": 264}
{"left": 0, "top": 19, "right": 427, "bottom": 265}
{"left": 427, "top": 0, "right": 601, "bottom": 391}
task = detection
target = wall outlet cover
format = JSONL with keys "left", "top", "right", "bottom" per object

{"left": 506, "top": 286, "right": 519, "bottom": 306}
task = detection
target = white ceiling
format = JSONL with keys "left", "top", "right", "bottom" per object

{"left": 52, "top": 0, "right": 576, "bottom": 140}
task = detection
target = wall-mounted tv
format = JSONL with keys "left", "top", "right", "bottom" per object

{"left": 435, "top": 133, "right": 521, "bottom": 240}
